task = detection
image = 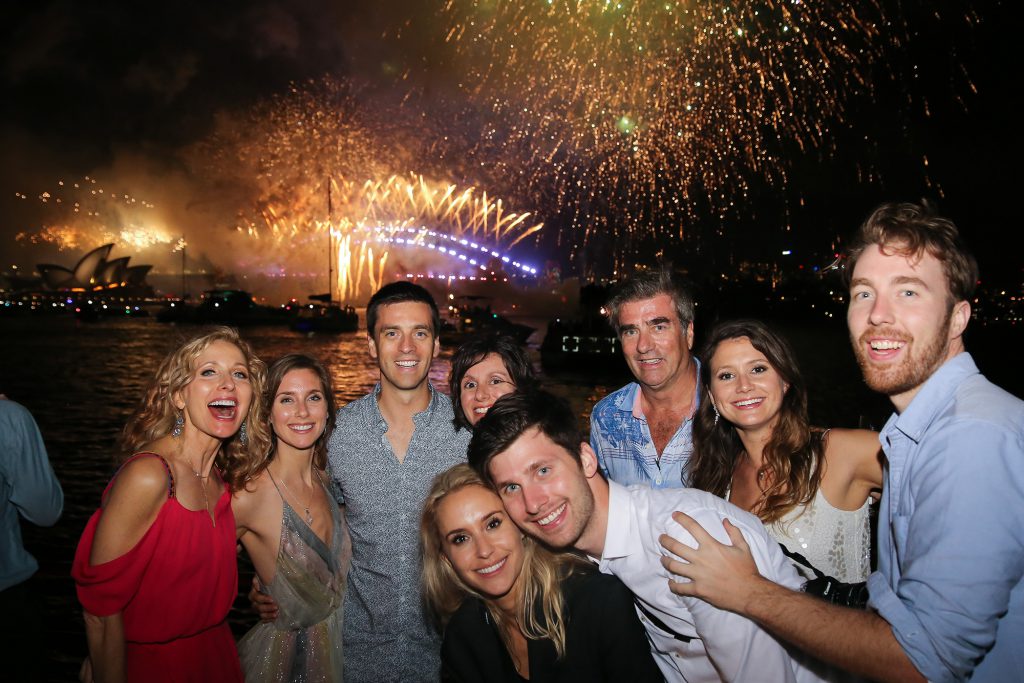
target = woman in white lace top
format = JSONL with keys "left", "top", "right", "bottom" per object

{"left": 689, "top": 319, "right": 883, "bottom": 583}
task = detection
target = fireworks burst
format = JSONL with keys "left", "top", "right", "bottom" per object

{"left": 443, "top": 0, "right": 888, "bottom": 259}
{"left": 14, "top": 176, "right": 169, "bottom": 252}
{"left": 191, "top": 78, "right": 543, "bottom": 301}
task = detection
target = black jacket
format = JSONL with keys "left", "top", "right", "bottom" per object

{"left": 441, "top": 566, "right": 663, "bottom": 682}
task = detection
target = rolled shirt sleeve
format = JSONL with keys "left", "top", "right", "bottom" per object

{"left": 870, "top": 421, "right": 1024, "bottom": 683}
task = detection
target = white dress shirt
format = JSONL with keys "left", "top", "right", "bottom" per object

{"left": 599, "top": 480, "right": 830, "bottom": 683}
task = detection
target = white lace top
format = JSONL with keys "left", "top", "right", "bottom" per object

{"left": 770, "top": 488, "right": 871, "bottom": 583}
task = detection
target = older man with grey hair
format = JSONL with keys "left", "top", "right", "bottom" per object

{"left": 590, "top": 268, "right": 701, "bottom": 488}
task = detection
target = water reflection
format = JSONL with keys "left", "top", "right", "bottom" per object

{"left": 2, "top": 316, "right": 628, "bottom": 681}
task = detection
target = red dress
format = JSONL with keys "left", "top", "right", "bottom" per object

{"left": 72, "top": 453, "right": 243, "bottom": 682}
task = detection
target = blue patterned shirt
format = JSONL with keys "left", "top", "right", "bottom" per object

{"left": 867, "top": 353, "right": 1024, "bottom": 682}
{"left": 589, "top": 360, "right": 700, "bottom": 488}
{"left": 328, "top": 383, "right": 471, "bottom": 683}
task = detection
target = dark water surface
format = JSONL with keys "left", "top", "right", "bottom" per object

{"left": 1, "top": 315, "right": 1019, "bottom": 681}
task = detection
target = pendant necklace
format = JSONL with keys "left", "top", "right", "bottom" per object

{"left": 279, "top": 467, "right": 320, "bottom": 526}
{"left": 188, "top": 457, "right": 214, "bottom": 527}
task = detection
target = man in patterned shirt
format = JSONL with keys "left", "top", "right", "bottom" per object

{"left": 255, "top": 282, "right": 470, "bottom": 681}
{"left": 590, "top": 268, "right": 701, "bottom": 488}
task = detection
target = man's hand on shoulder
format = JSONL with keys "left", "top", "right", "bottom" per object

{"left": 659, "top": 511, "right": 770, "bottom": 614}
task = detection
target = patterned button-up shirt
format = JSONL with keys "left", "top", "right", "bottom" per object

{"left": 328, "top": 383, "right": 470, "bottom": 682}
{"left": 589, "top": 362, "right": 700, "bottom": 488}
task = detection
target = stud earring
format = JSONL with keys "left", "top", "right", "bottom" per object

{"left": 172, "top": 412, "right": 184, "bottom": 437}
{"left": 239, "top": 420, "right": 249, "bottom": 446}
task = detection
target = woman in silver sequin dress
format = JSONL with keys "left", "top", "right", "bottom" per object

{"left": 233, "top": 354, "right": 351, "bottom": 682}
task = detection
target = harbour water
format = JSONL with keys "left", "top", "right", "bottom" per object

{"left": 1, "top": 314, "right": 1019, "bottom": 681}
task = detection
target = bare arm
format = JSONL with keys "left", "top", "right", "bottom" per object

{"left": 827, "top": 428, "right": 884, "bottom": 490}
{"left": 90, "top": 457, "right": 168, "bottom": 564}
{"left": 660, "top": 512, "right": 924, "bottom": 683}
{"left": 233, "top": 479, "right": 281, "bottom": 622}
{"left": 83, "top": 611, "right": 125, "bottom": 683}
{"left": 83, "top": 457, "right": 167, "bottom": 679}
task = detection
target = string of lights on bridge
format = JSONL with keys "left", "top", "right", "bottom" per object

{"left": 360, "top": 225, "right": 539, "bottom": 281}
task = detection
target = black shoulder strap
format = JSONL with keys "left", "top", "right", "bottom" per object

{"left": 634, "top": 598, "right": 693, "bottom": 643}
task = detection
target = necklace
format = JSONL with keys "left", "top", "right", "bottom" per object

{"left": 187, "top": 457, "right": 215, "bottom": 527}
{"left": 277, "top": 467, "right": 320, "bottom": 526}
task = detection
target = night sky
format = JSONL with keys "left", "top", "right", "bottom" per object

{"left": 1, "top": 0, "right": 1019, "bottom": 291}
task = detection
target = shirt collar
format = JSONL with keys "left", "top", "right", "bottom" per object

{"left": 620, "top": 357, "right": 703, "bottom": 421}
{"left": 600, "top": 480, "right": 643, "bottom": 561}
{"left": 368, "top": 381, "right": 441, "bottom": 431}
{"left": 886, "top": 352, "right": 979, "bottom": 444}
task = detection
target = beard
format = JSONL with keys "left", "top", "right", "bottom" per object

{"left": 851, "top": 308, "right": 953, "bottom": 397}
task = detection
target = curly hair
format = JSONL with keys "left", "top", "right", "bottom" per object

{"left": 420, "top": 463, "right": 586, "bottom": 659}
{"left": 120, "top": 327, "right": 270, "bottom": 489}
{"left": 843, "top": 201, "right": 978, "bottom": 307}
{"left": 227, "top": 353, "right": 337, "bottom": 491}
{"left": 449, "top": 333, "right": 538, "bottom": 432}
{"left": 689, "top": 319, "right": 824, "bottom": 524}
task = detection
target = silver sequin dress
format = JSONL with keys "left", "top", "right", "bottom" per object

{"left": 238, "top": 479, "right": 351, "bottom": 683}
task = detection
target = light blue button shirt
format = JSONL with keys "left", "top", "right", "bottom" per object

{"left": 867, "top": 353, "right": 1024, "bottom": 682}
{"left": 1, "top": 400, "right": 63, "bottom": 592}
{"left": 590, "top": 361, "right": 700, "bottom": 489}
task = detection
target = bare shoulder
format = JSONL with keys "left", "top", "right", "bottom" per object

{"left": 232, "top": 470, "right": 279, "bottom": 532}
{"left": 822, "top": 428, "right": 883, "bottom": 489}
{"left": 91, "top": 454, "right": 170, "bottom": 564}
{"left": 104, "top": 454, "right": 171, "bottom": 512}
{"left": 824, "top": 428, "right": 880, "bottom": 456}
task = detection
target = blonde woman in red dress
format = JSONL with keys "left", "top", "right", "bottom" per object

{"left": 73, "top": 327, "right": 268, "bottom": 683}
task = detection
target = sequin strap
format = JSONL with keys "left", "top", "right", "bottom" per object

{"left": 107, "top": 452, "right": 176, "bottom": 500}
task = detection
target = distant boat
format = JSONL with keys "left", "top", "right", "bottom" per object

{"left": 289, "top": 294, "right": 359, "bottom": 333}
{"left": 439, "top": 296, "right": 534, "bottom": 346}
{"left": 157, "top": 289, "right": 289, "bottom": 326}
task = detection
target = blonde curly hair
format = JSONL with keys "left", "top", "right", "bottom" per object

{"left": 119, "top": 326, "right": 270, "bottom": 488}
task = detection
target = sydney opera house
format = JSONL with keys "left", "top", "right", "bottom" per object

{"left": 1, "top": 244, "right": 155, "bottom": 314}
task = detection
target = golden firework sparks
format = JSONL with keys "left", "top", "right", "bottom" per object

{"left": 442, "top": 0, "right": 890, "bottom": 264}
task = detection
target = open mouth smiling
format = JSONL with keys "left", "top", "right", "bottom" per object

{"left": 732, "top": 398, "right": 764, "bottom": 408}
{"left": 477, "top": 557, "right": 507, "bottom": 575}
{"left": 208, "top": 399, "right": 237, "bottom": 419}
{"left": 536, "top": 502, "right": 566, "bottom": 527}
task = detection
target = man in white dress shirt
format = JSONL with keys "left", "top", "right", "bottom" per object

{"left": 467, "top": 389, "right": 827, "bottom": 683}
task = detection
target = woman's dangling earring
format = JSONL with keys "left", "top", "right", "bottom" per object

{"left": 712, "top": 403, "right": 720, "bottom": 426}
{"left": 239, "top": 420, "right": 249, "bottom": 446}
{"left": 172, "top": 412, "right": 184, "bottom": 437}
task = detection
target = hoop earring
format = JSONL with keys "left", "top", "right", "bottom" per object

{"left": 239, "top": 420, "right": 249, "bottom": 446}
{"left": 172, "top": 412, "right": 184, "bottom": 437}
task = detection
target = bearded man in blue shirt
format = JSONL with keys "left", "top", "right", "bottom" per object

{"left": 661, "top": 202, "right": 1024, "bottom": 682}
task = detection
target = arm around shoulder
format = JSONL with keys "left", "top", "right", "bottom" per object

{"left": 660, "top": 512, "right": 924, "bottom": 682}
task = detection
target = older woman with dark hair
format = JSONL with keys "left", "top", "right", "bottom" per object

{"left": 449, "top": 333, "right": 537, "bottom": 432}
{"left": 73, "top": 327, "right": 267, "bottom": 683}
{"left": 689, "top": 319, "right": 883, "bottom": 589}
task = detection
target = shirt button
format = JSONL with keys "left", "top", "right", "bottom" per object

{"left": 656, "top": 476, "right": 662, "bottom": 485}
